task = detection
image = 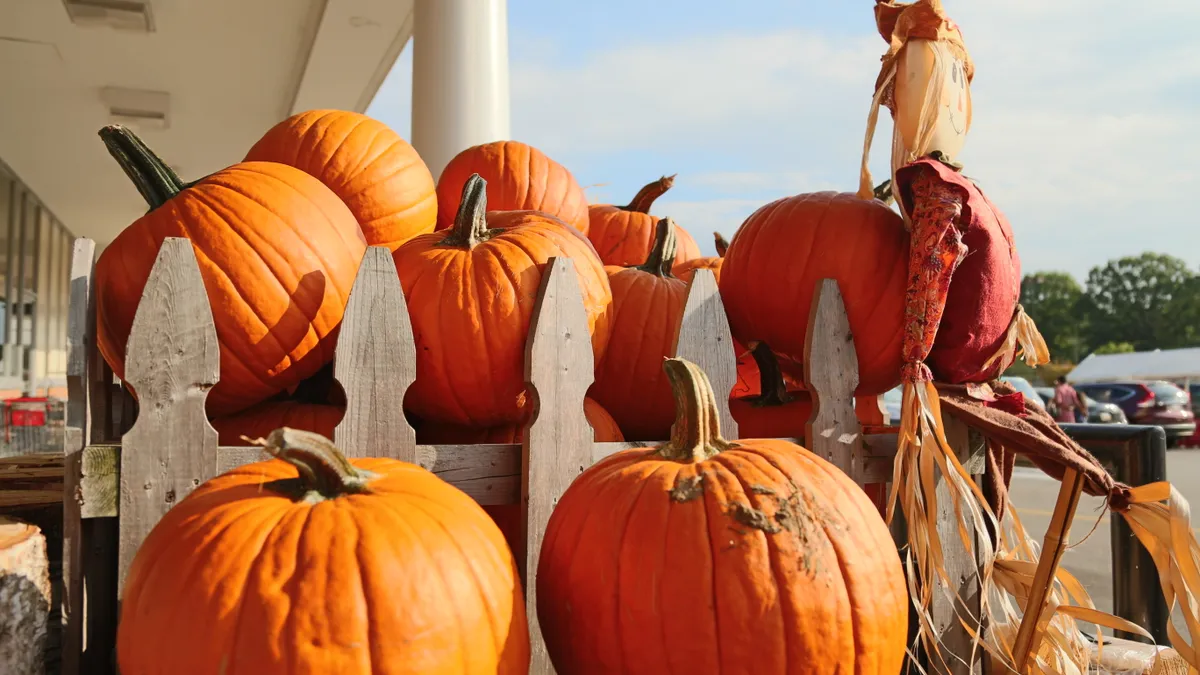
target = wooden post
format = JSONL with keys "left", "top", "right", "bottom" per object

{"left": 672, "top": 268, "right": 737, "bottom": 437}
{"left": 803, "top": 279, "right": 863, "bottom": 479}
{"left": 0, "top": 517, "right": 51, "bottom": 675}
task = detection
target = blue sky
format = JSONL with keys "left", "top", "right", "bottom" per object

{"left": 367, "top": 1, "right": 1200, "bottom": 281}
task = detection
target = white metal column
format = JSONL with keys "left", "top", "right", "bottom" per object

{"left": 411, "top": 0, "right": 511, "bottom": 181}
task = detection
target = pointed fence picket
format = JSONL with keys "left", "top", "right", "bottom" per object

{"left": 59, "top": 236, "right": 986, "bottom": 674}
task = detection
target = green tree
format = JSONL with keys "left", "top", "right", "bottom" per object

{"left": 1083, "top": 252, "right": 1197, "bottom": 350}
{"left": 1020, "top": 272, "right": 1086, "bottom": 362}
{"left": 1093, "top": 341, "right": 1135, "bottom": 355}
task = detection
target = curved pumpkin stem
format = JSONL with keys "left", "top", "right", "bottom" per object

{"left": 747, "top": 342, "right": 796, "bottom": 408}
{"left": 636, "top": 217, "right": 678, "bottom": 277}
{"left": 659, "top": 357, "right": 738, "bottom": 463}
{"left": 244, "top": 427, "right": 372, "bottom": 500}
{"left": 623, "top": 175, "right": 675, "bottom": 213}
{"left": 714, "top": 231, "right": 729, "bottom": 257}
{"left": 438, "top": 173, "right": 496, "bottom": 249}
{"left": 98, "top": 125, "right": 187, "bottom": 210}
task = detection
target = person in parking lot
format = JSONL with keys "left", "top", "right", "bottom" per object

{"left": 1052, "top": 376, "right": 1086, "bottom": 423}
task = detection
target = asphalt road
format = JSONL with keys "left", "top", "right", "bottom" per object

{"left": 1009, "top": 445, "right": 1200, "bottom": 635}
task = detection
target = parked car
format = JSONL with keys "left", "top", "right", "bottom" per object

{"left": 1000, "top": 376, "right": 1045, "bottom": 410}
{"left": 1074, "top": 381, "right": 1196, "bottom": 446}
{"left": 1034, "top": 386, "right": 1054, "bottom": 406}
{"left": 1085, "top": 399, "right": 1128, "bottom": 424}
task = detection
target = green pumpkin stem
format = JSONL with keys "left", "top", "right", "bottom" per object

{"left": 438, "top": 173, "right": 498, "bottom": 248}
{"left": 636, "top": 218, "right": 678, "bottom": 277}
{"left": 748, "top": 342, "right": 795, "bottom": 408}
{"left": 714, "top": 232, "right": 729, "bottom": 257}
{"left": 98, "top": 125, "right": 187, "bottom": 210}
{"left": 659, "top": 358, "right": 738, "bottom": 463}
{"left": 624, "top": 175, "right": 675, "bottom": 213}
{"left": 245, "top": 428, "right": 372, "bottom": 501}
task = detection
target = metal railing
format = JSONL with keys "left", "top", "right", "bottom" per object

{"left": 1061, "top": 423, "right": 1169, "bottom": 643}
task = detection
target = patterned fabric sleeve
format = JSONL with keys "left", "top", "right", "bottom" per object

{"left": 900, "top": 164, "right": 970, "bottom": 380}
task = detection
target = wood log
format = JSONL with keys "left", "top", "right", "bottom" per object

{"left": 0, "top": 517, "right": 51, "bottom": 675}
{"left": 1086, "top": 635, "right": 1189, "bottom": 675}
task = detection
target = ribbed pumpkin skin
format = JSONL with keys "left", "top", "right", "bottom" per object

{"left": 537, "top": 440, "right": 908, "bottom": 673}
{"left": 117, "top": 456, "right": 530, "bottom": 674}
{"left": 730, "top": 393, "right": 813, "bottom": 438}
{"left": 435, "top": 141, "right": 590, "bottom": 234}
{"left": 244, "top": 110, "right": 437, "bottom": 249}
{"left": 719, "top": 192, "right": 909, "bottom": 395}
{"left": 209, "top": 400, "right": 344, "bottom": 445}
{"left": 393, "top": 209, "right": 612, "bottom": 427}
{"left": 95, "top": 162, "right": 367, "bottom": 416}
{"left": 588, "top": 209, "right": 701, "bottom": 268}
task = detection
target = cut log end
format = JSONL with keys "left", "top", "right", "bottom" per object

{"left": 0, "top": 517, "right": 50, "bottom": 675}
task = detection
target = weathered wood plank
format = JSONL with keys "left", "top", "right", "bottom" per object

{"left": 0, "top": 518, "right": 51, "bottom": 675}
{"left": 118, "top": 238, "right": 219, "bottom": 591}
{"left": 803, "top": 279, "right": 863, "bottom": 480}
{"left": 672, "top": 267, "right": 738, "bottom": 437}
{"left": 333, "top": 246, "right": 417, "bottom": 462}
{"left": 522, "top": 257, "right": 596, "bottom": 674}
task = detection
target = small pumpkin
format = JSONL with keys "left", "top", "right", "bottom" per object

{"left": 537, "top": 358, "right": 909, "bottom": 673}
{"left": 244, "top": 110, "right": 437, "bottom": 250}
{"left": 94, "top": 126, "right": 367, "bottom": 416}
{"left": 589, "top": 218, "right": 689, "bottom": 441}
{"left": 117, "top": 428, "right": 529, "bottom": 674}
{"left": 730, "top": 342, "right": 813, "bottom": 439}
{"left": 209, "top": 399, "right": 344, "bottom": 445}
{"left": 587, "top": 176, "right": 702, "bottom": 267}
{"left": 435, "top": 140, "right": 590, "bottom": 234}
{"left": 719, "top": 191, "right": 908, "bottom": 395}
{"left": 672, "top": 231, "right": 729, "bottom": 283}
{"left": 394, "top": 174, "right": 613, "bottom": 427}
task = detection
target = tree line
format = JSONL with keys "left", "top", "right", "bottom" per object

{"left": 1018, "top": 252, "right": 1200, "bottom": 366}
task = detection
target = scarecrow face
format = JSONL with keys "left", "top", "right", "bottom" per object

{"left": 893, "top": 38, "right": 973, "bottom": 162}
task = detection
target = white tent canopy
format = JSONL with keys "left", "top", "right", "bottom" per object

{"left": 1067, "top": 347, "right": 1200, "bottom": 384}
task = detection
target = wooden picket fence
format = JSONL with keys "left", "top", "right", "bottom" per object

{"left": 58, "top": 236, "right": 991, "bottom": 674}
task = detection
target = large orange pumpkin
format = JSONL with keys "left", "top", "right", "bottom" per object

{"left": 94, "top": 126, "right": 367, "bottom": 416}
{"left": 719, "top": 191, "right": 908, "bottom": 395}
{"left": 117, "top": 428, "right": 529, "bottom": 674}
{"left": 394, "top": 174, "right": 612, "bottom": 427}
{"left": 435, "top": 141, "right": 590, "bottom": 234}
{"left": 587, "top": 175, "right": 701, "bottom": 267}
{"left": 244, "top": 110, "right": 437, "bottom": 250}
{"left": 590, "top": 218, "right": 690, "bottom": 441}
{"left": 209, "top": 399, "right": 344, "bottom": 445}
{"left": 730, "top": 342, "right": 813, "bottom": 439}
{"left": 537, "top": 358, "right": 908, "bottom": 673}
{"left": 672, "top": 231, "right": 729, "bottom": 283}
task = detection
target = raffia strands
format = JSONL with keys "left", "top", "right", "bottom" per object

{"left": 982, "top": 305, "right": 1051, "bottom": 373}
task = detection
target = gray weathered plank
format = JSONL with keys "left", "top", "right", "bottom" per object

{"left": 118, "top": 238, "right": 219, "bottom": 591}
{"left": 333, "top": 246, "right": 417, "bottom": 462}
{"left": 672, "top": 267, "right": 738, "bottom": 437}
{"left": 803, "top": 279, "right": 863, "bottom": 479}
{"left": 522, "top": 256, "right": 596, "bottom": 674}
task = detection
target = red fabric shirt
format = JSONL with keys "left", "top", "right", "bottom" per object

{"left": 1053, "top": 383, "right": 1082, "bottom": 423}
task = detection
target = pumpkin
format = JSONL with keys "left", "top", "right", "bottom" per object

{"left": 94, "top": 126, "right": 367, "bottom": 416}
{"left": 116, "top": 428, "right": 529, "bottom": 674}
{"left": 587, "top": 176, "right": 702, "bottom": 267}
{"left": 435, "top": 140, "right": 589, "bottom": 234}
{"left": 589, "top": 218, "right": 689, "bottom": 441}
{"left": 672, "top": 231, "right": 729, "bottom": 283}
{"left": 209, "top": 399, "right": 344, "bottom": 445}
{"left": 537, "top": 358, "right": 908, "bottom": 673}
{"left": 244, "top": 110, "right": 437, "bottom": 250}
{"left": 394, "top": 173, "right": 613, "bottom": 427}
{"left": 730, "top": 342, "right": 813, "bottom": 439}
{"left": 719, "top": 191, "right": 908, "bottom": 395}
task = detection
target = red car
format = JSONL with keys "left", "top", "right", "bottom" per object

{"left": 1074, "top": 380, "right": 1197, "bottom": 447}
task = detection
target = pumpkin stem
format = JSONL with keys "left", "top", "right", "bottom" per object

{"left": 714, "top": 232, "right": 729, "bottom": 257}
{"left": 438, "top": 173, "right": 497, "bottom": 249}
{"left": 244, "top": 428, "right": 372, "bottom": 500}
{"left": 748, "top": 342, "right": 796, "bottom": 407}
{"left": 623, "top": 175, "right": 675, "bottom": 213}
{"left": 98, "top": 125, "right": 187, "bottom": 211}
{"left": 635, "top": 218, "right": 678, "bottom": 277}
{"left": 659, "top": 358, "right": 738, "bottom": 463}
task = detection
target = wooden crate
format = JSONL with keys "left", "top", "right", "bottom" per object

{"left": 59, "top": 236, "right": 990, "bottom": 674}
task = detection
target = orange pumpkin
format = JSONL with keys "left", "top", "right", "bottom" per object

{"left": 730, "top": 342, "right": 813, "bottom": 438}
{"left": 244, "top": 110, "right": 437, "bottom": 250}
{"left": 209, "top": 399, "right": 344, "bottom": 445}
{"left": 117, "top": 428, "right": 529, "bottom": 674}
{"left": 587, "top": 176, "right": 701, "bottom": 267}
{"left": 719, "top": 191, "right": 908, "bottom": 395}
{"left": 672, "top": 231, "right": 729, "bottom": 283}
{"left": 94, "top": 126, "right": 367, "bottom": 416}
{"left": 590, "top": 218, "right": 689, "bottom": 441}
{"left": 394, "top": 174, "right": 613, "bottom": 427}
{"left": 435, "top": 141, "right": 589, "bottom": 234}
{"left": 537, "top": 358, "right": 908, "bottom": 673}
